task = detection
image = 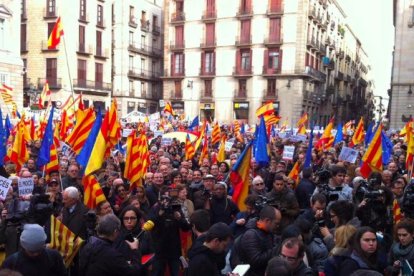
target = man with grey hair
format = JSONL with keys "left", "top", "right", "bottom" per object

{"left": 62, "top": 186, "right": 88, "bottom": 240}
{"left": 79, "top": 214, "right": 142, "bottom": 275}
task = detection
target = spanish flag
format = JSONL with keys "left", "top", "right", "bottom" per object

{"left": 256, "top": 102, "right": 274, "bottom": 118}
{"left": 288, "top": 161, "right": 300, "bottom": 188}
{"left": 349, "top": 117, "right": 364, "bottom": 147}
{"left": 48, "top": 17, "right": 64, "bottom": 49}
{"left": 296, "top": 113, "right": 308, "bottom": 134}
{"left": 164, "top": 102, "right": 176, "bottom": 116}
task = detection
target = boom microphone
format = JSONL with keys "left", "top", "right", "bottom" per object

{"left": 134, "top": 220, "right": 155, "bottom": 240}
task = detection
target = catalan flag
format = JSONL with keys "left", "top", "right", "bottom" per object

{"left": 83, "top": 174, "right": 106, "bottom": 209}
{"left": 288, "top": 161, "right": 300, "bottom": 187}
{"left": 0, "top": 84, "right": 14, "bottom": 104}
{"left": 211, "top": 122, "right": 221, "bottom": 145}
{"left": 45, "top": 128, "right": 59, "bottom": 173}
{"left": 164, "top": 102, "right": 176, "bottom": 116}
{"left": 256, "top": 102, "right": 274, "bottom": 118}
{"left": 360, "top": 124, "right": 383, "bottom": 178}
{"left": 185, "top": 133, "right": 195, "bottom": 160}
{"left": 264, "top": 114, "right": 281, "bottom": 128}
{"left": 9, "top": 119, "right": 30, "bottom": 171}
{"left": 104, "top": 100, "right": 121, "bottom": 158}
{"left": 230, "top": 141, "right": 252, "bottom": 211}
{"left": 349, "top": 117, "right": 364, "bottom": 147}
{"left": 124, "top": 132, "right": 149, "bottom": 190}
{"left": 198, "top": 133, "right": 209, "bottom": 166}
{"left": 315, "top": 117, "right": 335, "bottom": 151}
{"left": 393, "top": 199, "right": 402, "bottom": 224}
{"left": 49, "top": 215, "right": 84, "bottom": 268}
{"left": 65, "top": 107, "right": 96, "bottom": 154}
{"left": 296, "top": 113, "right": 308, "bottom": 134}
{"left": 406, "top": 121, "right": 414, "bottom": 179}
{"left": 38, "top": 81, "right": 51, "bottom": 109}
{"left": 47, "top": 17, "right": 64, "bottom": 49}
{"left": 194, "top": 120, "right": 207, "bottom": 152}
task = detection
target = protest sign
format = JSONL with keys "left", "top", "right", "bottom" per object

{"left": 225, "top": 141, "right": 234, "bottom": 152}
{"left": 122, "top": 129, "right": 134, "bottom": 137}
{"left": 60, "top": 142, "right": 76, "bottom": 160}
{"left": 161, "top": 137, "right": 173, "bottom": 146}
{"left": 282, "top": 145, "right": 295, "bottom": 160}
{"left": 0, "top": 176, "right": 11, "bottom": 200}
{"left": 18, "top": 177, "right": 34, "bottom": 197}
{"left": 338, "top": 146, "right": 359, "bottom": 163}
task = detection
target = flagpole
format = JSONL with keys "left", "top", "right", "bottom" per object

{"left": 62, "top": 35, "right": 75, "bottom": 103}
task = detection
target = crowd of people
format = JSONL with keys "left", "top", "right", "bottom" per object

{"left": 0, "top": 122, "right": 412, "bottom": 276}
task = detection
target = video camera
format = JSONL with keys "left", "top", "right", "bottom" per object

{"left": 315, "top": 167, "right": 331, "bottom": 185}
{"left": 318, "top": 184, "right": 343, "bottom": 203}
{"left": 253, "top": 195, "right": 282, "bottom": 213}
{"left": 355, "top": 179, "right": 385, "bottom": 203}
{"left": 160, "top": 189, "right": 182, "bottom": 214}
{"left": 402, "top": 184, "right": 414, "bottom": 219}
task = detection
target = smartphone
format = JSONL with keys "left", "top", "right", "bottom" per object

{"left": 232, "top": 264, "right": 250, "bottom": 276}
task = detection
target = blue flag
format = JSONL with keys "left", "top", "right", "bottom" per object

{"left": 188, "top": 116, "right": 199, "bottom": 130}
{"left": 334, "top": 122, "right": 343, "bottom": 145}
{"left": 115, "top": 141, "right": 126, "bottom": 155}
{"left": 304, "top": 127, "right": 314, "bottom": 168}
{"left": 5, "top": 115, "right": 11, "bottom": 139}
{"left": 365, "top": 122, "right": 374, "bottom": 145}
{"left": 254, "top": 117, "right": 269, "bottom": 167}
{"left": 37, "top": 107, "right": 55, "bottom": 167}
{"left": 0, "top": 110, "right": 6, "bottom": 166}
{"left": 241, "top": 122, "right": 245, "bottom": 134}
{"left": 76, "top": 109, "right": 103, "bottom": 168}
{"left": 381, "top": 130, "right": 393, "bottom": 165}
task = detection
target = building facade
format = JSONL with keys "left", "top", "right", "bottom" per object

{"left": 162, "top": 0, "right": 373, "bottom": 125}
{"left": 112, "top": 0, "right": 163, "bottom": 117}
{"left": 389, "top": 0, "right": 414, "bottom": 129}
{"left": 0, "top": 1, "right": 24, "bottom": 109}
{"left": 22, "top": 0, "right": 112, "bottom": 110}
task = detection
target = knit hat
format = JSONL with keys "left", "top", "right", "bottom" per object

{"left": 20, "top": 224, "right": 47, "bottom": 252}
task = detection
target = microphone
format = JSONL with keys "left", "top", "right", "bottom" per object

{"left": 134, "top": 220, "right": 155, "bottom": 240}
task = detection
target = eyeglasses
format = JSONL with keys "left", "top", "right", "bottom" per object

{"left": 279, "top": 253, "right": 297, "bottom": 262}
{"left": 123, "top": 216, "right": 137, "bottom": 221}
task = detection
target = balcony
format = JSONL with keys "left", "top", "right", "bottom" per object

{"left": 95, "top": 48, "right": 109, "bottom": 59}
{"left": 152, "top": 25, "right": 161, "bottom": 35}
{"left": 321, "top": 20, "right": 328, "bottom": 31}
{"left": 21, "top": 42, "right": 28, "bottom": 53}
{"left": 21, "top": 11, "right": 27, "bottom": 21}
{"left": 235, "top": 36, "right": 252, "bottom": 47}
{"left": 128, "top": 67, "right": 161, "bottom": 80}
{"left": 128, "top": 42, "right": 162, "bottom": 58}
{"left": 200, "top": 39, "right": 216, "bottom": 49}
{"left": 308, "top": 8, "right": 317, "bottom": 20}
{"left": 96, "top": 19, "right": 106, "bottom": 29}
{"left": 77, "top": 43, "right": 93, "bottom": 56}
{"left": 170, "top": 41, "right": 185, "bottom": 51}
{"left": 232, "top": 66, "right": 253, "bottom": 77}
{"left": 141, "top": 19, "right": 150, "bottom": 32}
{"left": 234, "top": 89, "right": 247, "bottom": 99}
{"left": 319, "top": 43, "right": 326, "bottom": 55}
{"left": 23, "top": 78, "right": 30, "bottom": 89}
{"left": 304, "top": 66, "right": 326, "bottom": 82}
{"left": 170, "top": 90, "right": 183, "bottom": 99}
{"left": 201, "top": 90, "right": 214, "bottom": 99}
{"left": 324, "top": 37, "right": 330, "bottom": 45}
{"left": 129, "top": 17, "right": 138, "bottom": 28}
{"left": 306, "top": 37, "right": 318, "bottom": 50}
{"left": 262, "top": 66, "right": 281, "bottom": 76}
{"left": 199, "top": 67, "right": 216, "bottom": 78}
{"left": 163, "top": 69, "right": 185, "bottom": 79}
{"left": 41, "top": 40, "right": 59, "bottom": 52}
{"left": 236, "top": 8, "right": 253, "bottom": 18}
{"left": 43, "top": 7, "right": 58, "bottom": 19}
{"left": 263, "top": 89, "right": 278, "bottom": 100}
{"left": 171, "top": 12, "right": 185, "bottom": 23}
{"left": 38, "top": 78, "right": 62, "bottom": 90}
{"left": 73, "top": 79, "right": 111, "bottom": 92}
{"left": 266, "top": 7, "right": 284, "bottom": 17}
{"left": 264, "top": 37, "right": 283, "bottom": 47}
{"left": 202, "top": 10, "right": 217, "bottom": 21}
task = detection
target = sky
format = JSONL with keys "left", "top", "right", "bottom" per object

{"left": 337, "top": 0, "right": 394, "bottom": 104}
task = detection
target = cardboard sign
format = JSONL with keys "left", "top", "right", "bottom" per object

{"left": 338, "top": 146, "right": 359, "bottom": 163}
{"left": 225, "top": 141, "right": 234, "bottom": 152}
{"left": 148, "top": 112, "right": 160, "bottom": 122}
{"left": 122, "top": 129, "right": 134, "bottom": 137}
{"left": 282, "top": 145, "right": 295, "bottom": 160}
{"left": 153, "top": 130, "right": 164, "bottom": 138}
{"left": 18, "top": 177, "right": 34, "bottom": 197}
{"left": 0, "top": 176, "right": 11, "bottom": 200}
{"left": 161, "top": 137, "right": 173, "bottom": 146}
{"left": 60, "top": 142, "right": 76, "bottom": 160}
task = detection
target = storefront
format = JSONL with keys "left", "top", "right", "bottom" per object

{"left": 233, "top": 102, "right": 249, "bottom": 120}
{"left": 200, "top": 102, "right": 215, "bottom": 121}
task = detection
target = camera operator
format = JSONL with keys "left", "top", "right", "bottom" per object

{"left": 312, "top": 165, "right": 353, "bottom": 205}
{"left": 355, "top": 172, "right": 393, "bottom": 234}
{"left": 79, "top": 214, "right": 143, "bottom": 275}
{"left": 147, "top": 186, "right": 191, "bottom": 276}
{"left": 193, "top": 174, "right": 216, "bottom": 210}
{"left": 266, "top": 175, "right": 300, "bottom": 232}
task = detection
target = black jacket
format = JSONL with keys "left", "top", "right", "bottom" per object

{"left": 187, "top": 244, "right": 221, "bottom": 276}
{"left": 79, "top": 236, "right": 142, "bottom": 276}
{"left": 62, "top": 201, "right": 89, "bottom": 240}
{"left": 295, "top": 178, "right": 316, "bottom": 209}
{"left": 238, "top": 227, "right": 275, "bottom": 276}
{"left": 210, "top": 196, "right": 239, "bottom": 225}
{"left": 2, "top": 248, "right": 67, "bottom": 276}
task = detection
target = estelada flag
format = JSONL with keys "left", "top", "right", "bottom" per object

{"left": 48, "top": 17, "right": 64, "bottom": 49}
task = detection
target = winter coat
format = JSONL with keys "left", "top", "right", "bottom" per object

{"left": 386, "top": 242, "right": 414, "bottom": 276}
{"left": 61, "top": 201, "right": 89, "bottom": 240}
{"left": 187, "top": 244, "right": 221, "bottom": 276}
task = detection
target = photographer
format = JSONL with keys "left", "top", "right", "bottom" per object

{"left": 79, "top": 214, "right": 143, "bottom": 275}
{"left": 296, "top": 193, "right": 328, "bottom": 235}
{"left": 313, "top": 165, "right": 353, "bottom": 205}
{"left": 147, "top": 186, "right": 191, "bottom": 276}
{"left": 193, "top": 174, "right": 216, "bottom": 210}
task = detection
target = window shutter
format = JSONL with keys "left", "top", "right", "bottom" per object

{"left": 263, "top": 49, "right": 269, "bottom": 73}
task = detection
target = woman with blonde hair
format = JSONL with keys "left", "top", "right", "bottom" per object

{"left": 324, "top": 224, "right": 357, "bottom": 276}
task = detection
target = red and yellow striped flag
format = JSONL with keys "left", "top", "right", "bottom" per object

{"left": 217, "top": 136, "right": 226, "bottom": 163}
{"left": 164, "top": 102, "right": 176, "bottom": 116}
{"left": 211, "top": 122, "right": 221, "bottom": 145}
{"left": 296, "top": 113, "right": 308, "bottom": 134}
{"left": 0, "top": 84, "right": 14, "bottom": 104}
{"left": 288, "top": 161, "right": 300, "bottom": 187}
{"left": 406, "top": 121, "right": 414, "bottom": 179}
{"left": 39, "top": 81, "right": 51, "bottom": 109}
{"left": 83, "top": 174, "right": 106, "bottom": 209}
{"left": 360, "top": 124, "right": 383, "bottom": 178}
{"left": 65, "top": 107, "right": 96, "bottom": 154}
{"left": 393, "top": 199, "right": 402, "bottom": 224}
{"left": 9, "top": 119, "right": 30, "bottom": 171}
{"left": 47, "top": 17, "right": 64, "bottom": 49}
{"left": 349, "top": 117, "right": 364, "bottom": 147}
{"left": 49, "top": 215, "right": 84, "bottom": 268}
{"left": 124, "top": 132, "right": 149, "bottom": 190}
{"left": 185, "top": 133, "right": 195, "bottom": 160}
{"left": 104, "top": 100, "right": 121, "bottom": 158}
{"left": 315, "top": 118, "right": 335, "bottom": 151}
{"left": 199, "top": 133, "right": 209, "bottom": 165}
{"left": 45, "top": 125, "right": 60, "bottom": 174}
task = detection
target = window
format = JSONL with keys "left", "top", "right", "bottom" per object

{"left": 47, "top": 22, "right": 55, "bottom": 38}
{"left": 267, "top": 79, "right": 276, "bottom": 96}
{"left": 153, "top": 15, "right": 158, "bottom": 27}
{"left": 152, "top": 61, "right": 157, "bottom": 76}
{"left": 21, "top": 0, "right": 27, "bottom": 19}
{"left": 95, "top": 63, "right": 103, "bottom": 88}
{"left": 204, "top": 80, "right": 212, "bottom": 97}
{"left": 129, "top": 31, "right": 134, "bottom": 45}
{"left": 127, "top": 101, "right": 135, "bottom": 113}
{"left": 96, "top": 31, "right": 102, "bottom": 56}
{"left": 47, "top": 0, "right": 56, "bottom": 16}
{"left": 206, "top": 23, "right": 215, "bottom": 45}
{"left": 21, "top": 24, "right": 27, "bottom": 52}
{"left": 175, "top": 25, "right": 184, "bottom": 46}
{"left": 268, "top": 50, "right": 280, "bottom": 69}
{"left": 240, "top": 0, "right": 251, "bottom": 12}
{"left": 141, "top": 11, "right": 146, "bottom": 21}
{"left": 80, "top": 0, "right": 86, "bottom": 20}
{"left": 241, "top": 50, "right": 250, "bottom": 70}
{"left": 0, "top": 19, "right": 4, "bottom": 49}
{"left": 269, "top": 18, "right": 281, "bottom": 42}
{"left": 77, "top": 59, "right": 87, "bottom": 85}
{"left": 97, "top": 5, "right": 103, "bottom": 26}
{"left": 79, "top": 26, "right": 85, "bottom": 52}
{"left": 46, "top": 58, "right": 57, "bottom": 86}
{"left": 270, "top": 0, "right": 282, "bottom": 12}
{"left": 204, "top": 52, "right": 214, "bottom": 73}
{"left": 0, "top": 73, "right": 8, "bottom": 85}
{"left": 129, "top": 56, "right": 134, "bottom": 70}
{"left": 239, "top": 79, "right": 247, "bottom": 97}
{"left": 240, "top": 20, "right": 251, "bottom": 43}
{"left": 129, "top": 6, "right": 135, "bottom": 22}
{"left": 129, "top": 80, "right": 134, "bottom": 96}
{"left": 141, "top": 82, "right": 146, "bottom": 97}
{"left": 173, "top": 53, "right": 184, "bottom": 75}
{"left": 141, "top": 58, "right": 145, "bottom": 73}
{"left": 141, "top": 35, "right": 146, "bottom": 48}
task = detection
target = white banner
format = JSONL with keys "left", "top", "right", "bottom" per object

{"left": 18, "top": 177, "right": 34, "bottom": 197}
{"left": 282, "top": 145, "right": 295, "bottom": 160}
{"left": 0, "top": 176, "right": 11, "bottom": 200}
{"left": 338, "top": 146, "right": 359, "bottom": 163}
